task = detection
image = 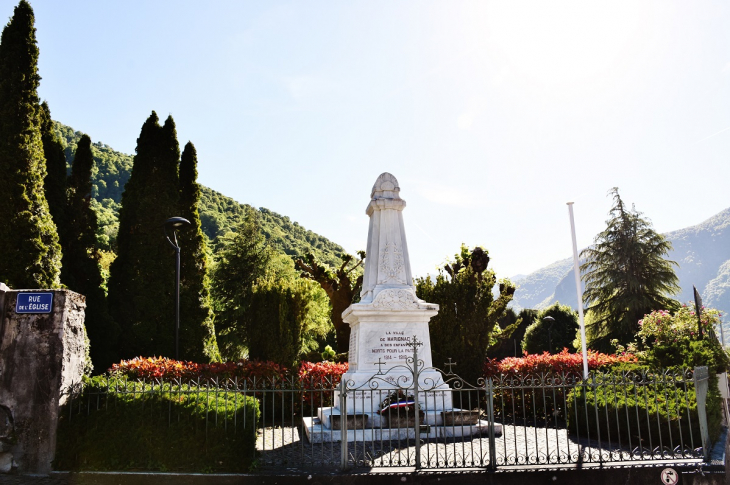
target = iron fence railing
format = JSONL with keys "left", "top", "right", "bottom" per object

{"left": 57, "top": 358, "right": 716, "bottom": 473}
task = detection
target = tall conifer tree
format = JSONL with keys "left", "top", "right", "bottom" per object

{"left": 178, "top": 142, "right": 218, "bottom": 361}
{"left": 108, "top": 113, "right": 181, "bottom": 358}
{"left": 39, "top": 101, "right": 68, "bottom": 235}
{"left": 0, "top": 0, "right": 61, "bottom": 288}
{"left": 580, "top": 188, "right": 680, "bottom": 351}
{"left": 65, "top": 135, "right": 119, "bottom": 371}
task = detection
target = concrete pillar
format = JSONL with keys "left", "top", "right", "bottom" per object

{"left": 0, "top": 288, "right": 87, "bottom": 474}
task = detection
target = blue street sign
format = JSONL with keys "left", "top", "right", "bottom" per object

{"left": 15, "top": 292, "right": 53, "bottom": 314}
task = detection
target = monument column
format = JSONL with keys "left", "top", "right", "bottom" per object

{"left": 338, "top": 173, "right": 449, "bottom": 412}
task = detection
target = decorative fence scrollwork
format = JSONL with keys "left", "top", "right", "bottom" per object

{"left": 59, "top": 339, "right": 715, "bottom": 473}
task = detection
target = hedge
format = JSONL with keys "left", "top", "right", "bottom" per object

{"left": 54, "top": 376, "right": 260, "bottom": 473}
{"left": 484, "top": 349, "right": 637, "bottom": 377}
{"left": 566, "top": 367, "right": 721, "bottom": 453}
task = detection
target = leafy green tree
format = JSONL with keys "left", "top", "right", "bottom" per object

{"left": 415, "top": 245, "right": 515, "bottom": 385}
{"left": 178, "top": 142, "right": 218, "bottom": 361}
{"left": 64, "top": 135, "right": 119, "bottom": 371}
{"left": 522, "top": 303, "right": 579, "bottom": 354}
{"left": 488, "top": 308, "right": 537, "bottom": 359}
{"left": 295, "top": 252, "right": 364, "bottom": 354}
{"left": 212, "top": 211, "right": 330, "bottom": 366}
{"left": 211, "top": 210, "right": 270, "bottom": 360}
{"left": 580, "top": 188, "right": 680, "bottom": 351}
{"left": 108, "top": 113, "right": 181, "bottom": 359}
{"left": 39, "top": 102, "right": 68, "bottom": 233}
{"left": 0, "top": 1, "right": 61, "bottom": 288}
{"left": 245, "top": 254, "right": 330, "bottom": 366}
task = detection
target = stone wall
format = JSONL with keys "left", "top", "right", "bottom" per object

{"left": 0, "top": 289, "right": 87, "bottom": 474}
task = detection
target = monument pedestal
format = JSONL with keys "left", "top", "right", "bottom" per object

{"left": 338, "top": 289, "right": 452, "bottom": 413}
{"left": 306, "top": 173, "right": 500, "bottom": 443}
{"left": 303, "top": 407, "right": 501, "bottom": 443}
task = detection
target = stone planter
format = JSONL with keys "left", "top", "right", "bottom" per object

{"left": 330, "top": 414, "right": 368, "bottom": 430}
{"left": 441, "top": 410, "right": 481, "bottom": 426}
{"left": 382, "top": 410, "right": 424, "bottom": 428}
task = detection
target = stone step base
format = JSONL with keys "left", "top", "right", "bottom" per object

{"left": 319, "top": 406, "right": 484, "bottom": 428}
{"left": 303, "top": 416, "right": 502, "bottom": 444}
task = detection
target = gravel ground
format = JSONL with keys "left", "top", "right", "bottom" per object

{"left": 256, "top": 423, "right": 703, "bottom": 471}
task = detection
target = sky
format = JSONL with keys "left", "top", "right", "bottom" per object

{"left": 3, "top": 1, "right": 729, "bottom": 279}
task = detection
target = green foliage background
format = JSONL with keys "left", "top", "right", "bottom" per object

{"left": 53, "top": 121, "right": 345, "bottom": 267}
{"left": 0, "top": 0, "right": 61, "bottom": 288}
{"left": 415, "top": 245, "right": 515, "bottom": 386}
{"left": 212, "top": 211, "right": 331, "bottom": 366}
{"left": 522, "top": 303, "right": 579, "bottom": 354}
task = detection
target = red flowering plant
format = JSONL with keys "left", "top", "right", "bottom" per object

{"left": 482, "top": 349, "right": 637, "bottom": 426}
{"left": 483, "top": 348, "right": 637, "bottom": 378}
{"left": 109, "top": 357, "right": 289, "bottom": 384}
{"left": 297, "top": 361, "right": 349, "bottom": 412}
{"left": 108, "top": 357, "right": 349, "bottom": 415}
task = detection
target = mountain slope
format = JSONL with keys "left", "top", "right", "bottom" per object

{"left": 512, "top": 208, "right": 730, "bottom": 321}
{"left": 53, "top": 122, "right": 348, "bottom": 268}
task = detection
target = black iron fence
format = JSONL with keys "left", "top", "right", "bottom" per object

{"left": 56, "top": 350, "right": 718, "bottom": 472}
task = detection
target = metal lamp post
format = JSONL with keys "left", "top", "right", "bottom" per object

{"left": 163, "top": 217, "right": 190, "bottom": 360}
{"left": 543, "top": 316, "right": 555, "bottom": 353}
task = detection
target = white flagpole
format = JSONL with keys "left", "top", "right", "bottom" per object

{"left": 567, "top": 202, "right": 589, "bottom": 379}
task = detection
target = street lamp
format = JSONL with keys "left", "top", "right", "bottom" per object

{"left": 543, "top": 316, "right": 556, "bottom": 354}
{"left": 164, "top": 216, "right": 190, "bottom": 360}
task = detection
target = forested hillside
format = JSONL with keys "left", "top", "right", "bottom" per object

{"left": 54, "top": 122, "right": 347, "bottom": 268}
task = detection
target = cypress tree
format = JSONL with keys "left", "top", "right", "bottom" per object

{"left": 65, "top": 135, "right": 119, "bottom": 371}
{"left": 0, "top": 0, "right": 61, "bottom": 288}
{"left": 178, "top": 142, "right": 218, "bottom": 361}
{"left": 108, "top": 113, "right": 181, "bottom": 359}
{"left": 39, "top": 101, "right": 68, "bottom": 235}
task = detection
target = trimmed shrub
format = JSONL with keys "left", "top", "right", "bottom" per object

{"left": 522, "top": 303, "right": 579, "bottom": 354}
{"left": 107, "top": 357, "right": 349, "bottom": 418}
{"left": 484, "top": 350, "right": 637, "bottom": 426}
{"left": 566, "top": 367, "right": 721, "bottom": 452}
{"left": 109, "top": 357, "right": 348, "bottom": 385}
{"left": 109, "top": 356, "right": 289, "bottom": 382}
{"left": 54, "top": 376, "right": 260, "bottom": 472}
{"left": 484, "top": 349, "right": 637, "bottom": 377}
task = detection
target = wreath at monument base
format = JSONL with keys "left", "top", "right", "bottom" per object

{"left": 377, "top": 390, "right": 423, "bottom": 428}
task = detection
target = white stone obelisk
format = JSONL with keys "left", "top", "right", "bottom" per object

{"left": 337, "top": 173, "right": 451, "bottom": 412}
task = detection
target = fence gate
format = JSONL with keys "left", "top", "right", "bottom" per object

{"left": 336, "top": 336, "right": 496, "bottom": 470}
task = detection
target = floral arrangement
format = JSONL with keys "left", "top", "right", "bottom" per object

{"left": 377, "top": 390, "right": 416, "bottom": 414}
